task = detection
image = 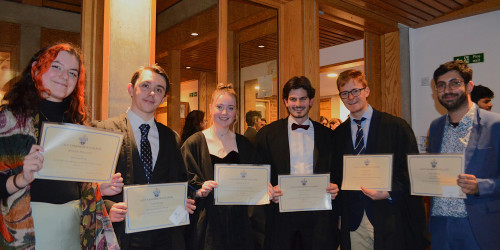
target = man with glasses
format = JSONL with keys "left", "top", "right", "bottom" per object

{"left": 428, "top": 60, "right": 500, "bottom": 250}
{"left": 332, "top": 69, "right": 428, "bottom": 250}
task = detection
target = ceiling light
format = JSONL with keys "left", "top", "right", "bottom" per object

{"left": 258, "top": 45, "right": 265, "bottom": 48}
{"left": 186, "top": 66, "right": 191, "bottom": 69}
{"left": 255, "top": 86, "right": 260, "bottom": 90}
{"left": 327, "top": 73, "right": 338, "bottom": 78}
{"left": 191, "top": 32, "right": 198, "bottom": 36}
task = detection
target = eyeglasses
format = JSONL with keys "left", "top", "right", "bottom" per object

{"left": 435, "top": 79, "right": 464, "bottom": 92}
{"left": 339, "top": 88, "right": 366, "bottom": 99}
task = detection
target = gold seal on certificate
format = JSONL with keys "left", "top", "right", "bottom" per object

{"left": 124, "top": 183, "right": 189, "bottom": 234}
{"left": 278, "top": 174, "right": 331, "bottom": 213}
{"left": 342, "top": 155, "right": 393, "bottom": 191}
{"left": 36, "top": 122, "right": 123, "bottom": 182}
{"left": 214, "top": 164, "right": 270, "bottom": 205}
{"left": 408, "top": 154, "right": 465, "bottom": 198}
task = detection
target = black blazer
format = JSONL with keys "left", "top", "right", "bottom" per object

{"left": 255, "top": 117, "right": 339, "bottom": 185}
{"left": 333, "top": 109, "right": 429, "bottom": 250}
{"left": 254, "top": 117, "right": 339, "bottom": 250}
{"left": 92, "top": 113, "right": 188, "bottom": 249}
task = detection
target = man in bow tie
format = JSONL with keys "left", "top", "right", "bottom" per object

{"left": 255, "top": 76, "right": 340, "bottom": 249}
{"left": 333, "top": 69, "right": 428, "bottom": 250}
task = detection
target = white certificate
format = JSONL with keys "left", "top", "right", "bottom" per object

{"left": 408, "top": 154, "right": 465, "bottom": 198}
{"left": 342, "top": 155, "right": 393, "bottom": 191}
{"left": 214, "top": 164, "right": 270, "bottom": 205}
{"left": 278, "top": 174, "right": 331, "bottom": 213}
{"left": 37, "top": 122, "right": 123, "bottom": 182}
{"left": 124, "top": 183, "right": 189, "bottom": 234}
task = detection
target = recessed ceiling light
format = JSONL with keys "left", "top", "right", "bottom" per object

{"left": 186, "top": 66, "right": 191, "bottom": 69}
{"left": 191, "top": 32, "right": 198, "bottom": 36}
{"left": 327, "top": 73, "right": 338, "bottom": 78}
{"left": 258, "top": 45, "right": 265, "bottom": 48}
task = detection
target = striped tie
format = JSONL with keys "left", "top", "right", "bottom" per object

{"left": 354, "top": 118, "right": 366, "bottom": 155}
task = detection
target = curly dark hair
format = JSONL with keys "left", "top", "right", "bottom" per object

{"left": 181, "top": 110, "right": 205, "bottom": 143}
{"left": 283, "top": 76, "right": 315, "bottom": 100}
{"left": 1, "top": 43, "right": 86, "bottom": 124}
{"left": 433, "top": 60, "right": 473, "bottom": 85}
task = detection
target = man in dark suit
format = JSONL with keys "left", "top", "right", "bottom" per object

{"left": 333, "top": 70, "right": 428, "bottom": 250}
{"left": 93, "top": 65, "right": 195, "bottom": 249}
{"left": 428, "top": 61, "right": 500, "bottom": 250}
{"left": 255, "top": 76, "right": 339, "bottom": 250}
{"left": 244, "top": 110, "right": 263, "bottom": 144}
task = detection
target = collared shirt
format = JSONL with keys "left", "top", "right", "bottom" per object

{"left": 350, "top": 105, "right": 374, "bottom": 149}
{"left": 127, "top": 109, "right": 160, "bottom": 170}
{"left": 288, "top": 116, "right": 314, "bottom": 175}
{"left": 431, "top": 104, "right": 476, "bottom": 218}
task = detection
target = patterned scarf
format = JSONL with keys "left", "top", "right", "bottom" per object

{"left": 0, "top": 110, "right": 119, "bottom": 249}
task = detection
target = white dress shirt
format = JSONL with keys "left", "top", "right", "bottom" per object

{"left": 127, "top": 109, "right": 159, "bottom": 170}
{"left": 350, "top": 105, "right": 373, "bottom": 149}
{"left": 288, "top": 116, "right": 314, "bottom": 175}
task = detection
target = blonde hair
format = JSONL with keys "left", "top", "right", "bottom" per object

{"left": 211, "top": 83, "right": 237, "bottom": 106}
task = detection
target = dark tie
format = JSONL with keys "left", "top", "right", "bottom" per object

{"left": 354, "top": 118, "right": 366, "bottom": 155}
{"left": 139, "top": 124, "right": 153, "bottom": 183}
{"left": 292, "top": 123, "right": 310, "bottom": 130}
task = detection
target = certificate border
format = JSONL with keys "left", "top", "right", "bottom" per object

{"left": 37, "top": 122, "right": 123, "bottom": 182}
{"left": 342, "top": 154, "right": 393, "bottom": 191}
{"left": 214, "top": 164, "right": 270, "bottom": 205}
{"left": 278, "top": 174, "right": 331, "bottom": 213}
{"left": 124, "top": 182, "right": 188, "bottom": 234}
{"left": 407, "top": 154, "right": 465, "bottom": 197}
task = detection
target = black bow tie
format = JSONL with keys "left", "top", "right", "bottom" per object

{"left": 292, "top": 123, "right": 310, "bottom": 130}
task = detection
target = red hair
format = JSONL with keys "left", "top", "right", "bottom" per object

{"left": 31, "top": 43, "right": 86, "bottom": 124}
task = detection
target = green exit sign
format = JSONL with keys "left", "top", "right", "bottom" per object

{"left": 454, "top": 53, "right": 484, "bottom": 64}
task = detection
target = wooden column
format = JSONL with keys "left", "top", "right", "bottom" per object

{"left": 364, "top": 30, "right": 401, "bottom": 116}
{"left": 82, "top": 0, "right": 156, "bottom": 119}
{"left": 278, "top": 0, "right": 320, "bottom": 120}
{"left": 166, "top": 49, "right": 181, "bottom": 133}
{"left": 81, "top": 0, "right": 105, "bottom": 120}
{"left": 198, "top": 71, "right": 217, "bottom": 126}
{"left": 217, "top": 0, "right": 228, "bottom": 85}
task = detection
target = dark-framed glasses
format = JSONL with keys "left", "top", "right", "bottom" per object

{"left": 435, "top": 79, "right": 464, "bottom": 92}
{"left": 339, "top": 88, "right": 366, "bottom": 99}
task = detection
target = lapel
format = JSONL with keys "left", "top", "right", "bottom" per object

{"left": 311, "top": 119, "right": 319, "bottom": 169}
{"left": 365, "top": 109, "right": 381, "bottom": 154}
{"left": 430, "top": 116, "right": 446, "bottom": 153}
{"left": 464, "top": 108, "right": 482, "bottom": 171}
{"left": 152, "top": 120, "right": 164, "bottom": 175}
{"left": 278, "top": 118, "right": 291, "bottom": 174}
{"left": 342, "top": 119, "right": 355, "bottom": 154}
{"left": 121, "top": 113, "right": 138, "bottom": 184}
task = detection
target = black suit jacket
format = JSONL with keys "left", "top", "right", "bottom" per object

{"left": 333, "top": 109, "right": 429, "bottom": 250}
{"left": 255, "top": 117, "right": 339, "bottom": 249}
{"left": 92, "top": 113, "right": 188, "bottom": 249}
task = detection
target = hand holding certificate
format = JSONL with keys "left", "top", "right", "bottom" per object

{"left": 36, "top": 122, "right": 123, "bottom": 182}
{"left": 124, "top": 183, "right": 189, "bottom": 234}
{"left": 342, "top": 155, "right": 393, "bottom": 191}
{"left": 278, "top": 174, "right": 331, "bottom": 212}
{"left": 214, "top": 164, "right": 270, "bottom": 205}
{"left": 408, "top": 154, "right": 465, "bottom": 198}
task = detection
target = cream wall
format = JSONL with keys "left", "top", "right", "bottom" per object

{"left": 181, "top": 80, "right": 199, "bottom": 111}
{"left": 409, "top": 10, "right": 500, "bottom": 138}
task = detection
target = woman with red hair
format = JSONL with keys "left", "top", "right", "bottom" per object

{"left": 0, "top": 43, "right": 122, "bottom": 249}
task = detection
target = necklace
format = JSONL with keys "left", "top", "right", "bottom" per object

{"left": 38, "top": 110, "right": 64, "bottom": 123}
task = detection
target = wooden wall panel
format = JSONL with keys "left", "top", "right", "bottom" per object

{"left": 167, "top": 50, "right": 181, "bottom": 133}
{"left": 382, "top": 31, "right": 401, "bottom": 116}
{"left": 41, "top": 28, "right": 80, "bottom": 48}
{"left": 364, "top": 31, "right": 382, "bottom": 111}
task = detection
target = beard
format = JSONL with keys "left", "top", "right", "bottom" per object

{"left": 438, "top": 92, "right": 468, "bottom": 112}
